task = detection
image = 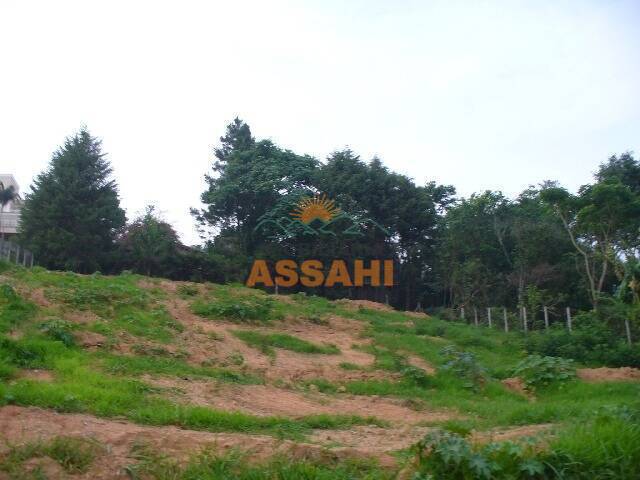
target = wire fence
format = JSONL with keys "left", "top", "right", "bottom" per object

{"left": 452, "top": 305, "right": 634, "bottom": 345}
{"left": 0, "top": 239, "right": 34, "bottom": 267}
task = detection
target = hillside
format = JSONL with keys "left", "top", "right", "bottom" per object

{"left": 0, "top": 263, "right": 639, "bottom": 479}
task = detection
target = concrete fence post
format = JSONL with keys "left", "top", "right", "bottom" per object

{"left": 487, "top": 307, "right": 492, "bottom": 328}
{"left": 503, "top": 308, "right": 508, "bottom": 332}
{"left": 522, "top": 306, "right": 528, "bottom": 333}
{"left": 566, "top": 307, "right": 572, "bottom": 332}
{"left": 474, "top": 308, "right": 478, "bottom": 327}
{"left": 543, "top": 306, "right": 549, "bottom": 330}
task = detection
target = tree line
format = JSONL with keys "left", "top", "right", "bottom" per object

{"left": 14, "top": 121, "right": 640, "bottom": 328}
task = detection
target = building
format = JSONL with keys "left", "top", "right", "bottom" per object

{"left": 0, "top": 174, "right": 23, "bottom": 239}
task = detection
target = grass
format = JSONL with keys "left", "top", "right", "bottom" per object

{"left": 99, "top": 352, "right": 261, "bottom": 384}
{"left": 0, "top": 436, "right": 100, "bottom": 476}
{"left": 232, "top": 330, "right": 340, "bottom": 355}
{"left": 127, "top": 446, "right": 392, "bottom": 480}
{"left": 2, "top": 263, "right": 640, "bottom": 477}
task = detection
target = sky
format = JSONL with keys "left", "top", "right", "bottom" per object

{"left": 1, "top": 0, "right": 639, "bottom": 245}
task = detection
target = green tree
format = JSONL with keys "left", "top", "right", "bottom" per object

{"left": 19, "top": 128, "right": 126, "bottom": 273}
{"left": 118, "top": 206, "right": 181, "bottom": 277}
{"left": 194, "top": 118, "right": 318, "bottom": 259}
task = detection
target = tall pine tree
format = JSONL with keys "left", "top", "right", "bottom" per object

{"left": 20, "top": 128, "right": 126, "bottom": 273}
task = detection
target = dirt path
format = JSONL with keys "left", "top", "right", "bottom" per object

{"left": 160, "top": 289, "right": 398, "bottom": 383}
{"left": 0, "top": 406, "right": 404, "bottom": 477}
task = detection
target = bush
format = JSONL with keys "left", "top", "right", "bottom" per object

{"left": 525, "top": 314, "right": 640, "bottom": 367}
{"left": 512, "top": 355, "right": 575, "bottom": 390}
{"left": 412, "top": 429, "right": 545, "bottom": 479}
{"left": 412, "top": 414, "right": 640, "bottom": 480}
{"left": 440, "top": 346, "right": 487, "bottom": 391}
{"left": 39, "top": 319, "right": 75, "bottom": 347}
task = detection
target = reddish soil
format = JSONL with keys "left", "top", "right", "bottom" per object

{"left": 143, "top": 378, "right": 453, "bottom": 424}
{"left": 470, "top": 424, "right": 554, "bottom": 443}
{"left": 501, "top": 377, "right": 531, "bottom": 397}
{"left": 577, "top": 367, "right": 640, "bottom": 382}
{"left": 335, "top": 299, "right": 394, "bottom": 312}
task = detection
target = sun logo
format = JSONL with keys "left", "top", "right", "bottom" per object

{"left": 290, "top": 194, "right": 341, "bottom": 224}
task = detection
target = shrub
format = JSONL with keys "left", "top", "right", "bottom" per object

{"left": 525, "top": 314, "right": 640, "bottom": 367}
{"left": 412, "top": 429, "right": 545, "bottom": 479}
{"left": 39, "top": 319, "right": 75, "bottom": 347}
{"left": 512, "top": 354, "right": 575, "bottom": 390}
{"left": 177, "top": 284, "right": 199, "bottom": 297}
{"left": 440, "top": 346, "right": 487, "bottom": 391}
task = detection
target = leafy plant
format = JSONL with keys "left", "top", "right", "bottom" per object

{"left": 512, "top": 354, "right": 575, "bottom": 390}
{"left": 412, "top": 429, "right": 545, "bottom": 479}
{"left": 39, "top": 319, "right": 75, "bottom": 347}
{"left": 440, "top": 346, "right": 487, "bottom": 390}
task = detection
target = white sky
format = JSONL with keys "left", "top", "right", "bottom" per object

{"left": 1, "top": 0, "right": 639, "bottom": 245}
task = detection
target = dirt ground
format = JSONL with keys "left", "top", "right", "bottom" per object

{"left": 0, "top": 406, "right": 396, "bottom": 479}
{"left": 577, "top": 367, "right": 640, "bottom": 382}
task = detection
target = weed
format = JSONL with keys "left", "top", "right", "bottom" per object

{"left": 440, "top": 346, "right": 487, "bottom": 391}
{"left": 512, "top": 355, "right": 575, "bottom": 390}
{"left": 39, "top": 319, "right": 75, "bottom": 347}
{"left": 177, "top": 284, "right": 200, "bottom": 297}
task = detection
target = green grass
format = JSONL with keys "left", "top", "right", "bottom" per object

{"left": 232, "top": 330, "right": 340, "bottom": 355}
{"left": 127, "top": 447, "right": 392, "bottom": 480}
{"left": 99, "top": 352, "right": 261, "bottom": 384}
{"left": 0, "top": 436, "right": 100, "bottom": 476}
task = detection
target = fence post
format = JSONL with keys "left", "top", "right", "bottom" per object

{"left": 474, "top": 308, "right": 478, "bottom": 327}
{"left": 566, "top": 307, "right": 572, "bottom": 332}
{"left": 503, "top": 308, "right": 508, "bottom": 332}
{"left": 625, "top": 319, "right": 632, "bottom": 345}
{"left": 460, "top": 307, "right": 465, "bottom": 321}
{"left": 522, "top": 306, "right": 528, "bottom": 333}
{"left": 543, "top": 306, "right": 549, "bottom": 330}
{"left": 30, "top": 253, "right": 34, "bottom": 268}
{"left": 487, "top": 307, "right": 492, "bottom": 328}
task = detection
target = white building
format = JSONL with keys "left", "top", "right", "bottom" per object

{"left": 0, "top": 174, "right": 23, "bottom": 238}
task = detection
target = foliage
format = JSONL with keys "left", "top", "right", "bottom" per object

{"left": 19, "top": 128, "right": 126, "bottom": 273}
{"left": 512, "top": 355, "right": 575, "bottom": 390}
{"left": 412, "top": 429, "right": 545, "bottom": 479}
{"left": 440, "top": 346, "right": 487, "bottom": 390}
{"left": 118, "top": 205, "right": 182, "bottom": 277}
{"left": 39, "top": 318, "right": 75, "bottom": 347}
{"left": 191, "top": 294, "right": 277, "bottom": 323}
{"left": 525, "top": 314, "right": 640, "bottom": 367}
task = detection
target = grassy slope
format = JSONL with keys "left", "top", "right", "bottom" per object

{"left": 1, "top": 261, "right": 639, "bottom": 478}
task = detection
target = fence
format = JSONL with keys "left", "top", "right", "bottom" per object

{"left": 0, "top": 239, "right": 34, "bottom": 267}
{"left": 454, "top": 305, "right": 633, "bottom": 345}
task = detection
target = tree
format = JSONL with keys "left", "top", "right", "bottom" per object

{"left": 194, "top": 118, "right": 318, "bottom": 258}
{"left": 19, "top": 128, "right": 126, "bottom": 273}
{"left": 541, "top": 178, "right": 640, "bottom": 309}
{"left": 118, "top": 206, "right": 181, "bottom": 277}
{"left": 0, "top": 182, "right": 17, "bottom": 241}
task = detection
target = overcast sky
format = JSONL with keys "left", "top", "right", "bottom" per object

{"left": 1, "top": 0, "right": 638, "bottom": 245}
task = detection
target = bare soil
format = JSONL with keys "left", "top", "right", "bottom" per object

{"left": 577, "top": 367, "right": 640, "bottom": 382}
